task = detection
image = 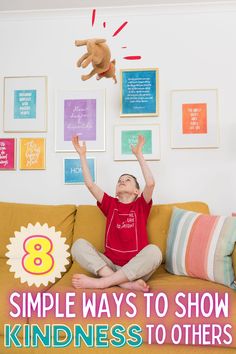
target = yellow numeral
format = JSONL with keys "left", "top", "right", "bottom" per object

{"left": 22, "top": 235, "right": 54, "bottom": 275}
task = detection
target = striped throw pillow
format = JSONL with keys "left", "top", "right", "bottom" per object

{"left": 165, "top": 207, "right": 236, "bottom": 289}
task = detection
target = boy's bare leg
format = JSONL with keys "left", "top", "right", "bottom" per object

{"left": 72, "top": 267, "right": 149, "bottom": 292}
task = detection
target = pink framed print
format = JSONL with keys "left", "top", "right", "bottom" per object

{"left": 0, "top": 138, "right": 16, "bottom": 170}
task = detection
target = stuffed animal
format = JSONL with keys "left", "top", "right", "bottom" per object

{"left": 75, "top": 38, "right": 117, "bottom": 83}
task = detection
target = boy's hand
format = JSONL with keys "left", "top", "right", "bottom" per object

{"left": 72, "top": 135, "right": 86, "bottom": 157}
{"left": 131, "top": 135, "right": 145, "bottom": 157}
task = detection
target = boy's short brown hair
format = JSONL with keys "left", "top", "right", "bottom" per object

{"left": 119, "top": 174, "right": 140, "bottom": 190}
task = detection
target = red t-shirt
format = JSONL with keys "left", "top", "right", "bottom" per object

{"left": 97, "top": 193, "right": 152, "bottom": 266}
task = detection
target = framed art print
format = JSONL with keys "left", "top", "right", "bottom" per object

{"left": 0, "top": 138, "right": 16, "bottom": 170}
{"left": 120, "top": 68, "right": 159, "bottom": 117}
{"left": 114, "top": 125, "right": 160, "bottom": 161}
{"left": 64, "top": 158, "right": 96, "bottom": 184}
{"left": 19, "top": 138, "right": 46, "bottom": 170}
{"left": 171, "top": 89, "right": 219, "bottom": 148}
{"left": 4, "top": 76, "right": 47, "bottom": 132}
{"left": 56, "top": 90, "right": 105, "bottom": 152}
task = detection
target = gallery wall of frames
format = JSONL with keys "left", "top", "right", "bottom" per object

{"left": 0, "top": 4, "right": 234, "bottom": 214}
{"left": 0, "top": 70, "right": 218, "bottom": 181}
{"left": 2, "top": 70, "right": 164, "bottom": 181}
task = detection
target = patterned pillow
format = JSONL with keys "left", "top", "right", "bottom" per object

{"left": 165, "top": 207, "right": 236, "bottom": 289}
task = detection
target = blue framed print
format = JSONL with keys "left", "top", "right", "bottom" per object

{"left": 4, "top": 76, "right": 47, "bottom": 132}
{"left": 14, "top": 90, "right": 37, "bottom": 119}
{"left": 64, "top": 158, "right": 96, "bottom": 184}
{"left": 120, "top": 68, "right": 159, "bottom": 117}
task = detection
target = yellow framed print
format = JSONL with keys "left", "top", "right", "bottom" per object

{"left": 19, "top": 138, "right": 46, "bottom": 170}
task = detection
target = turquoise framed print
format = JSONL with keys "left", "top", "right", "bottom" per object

{"left": 3, "top": 76, "right": 47, "bottom": 132}
{"left": 114, "top": 125, "right": 161, "bottom": 161}
{"left": 120, "top": 68, "right": 159, "bottom": 117}
{"left": 64, "top": 157, "right": 96, "bottom": 184}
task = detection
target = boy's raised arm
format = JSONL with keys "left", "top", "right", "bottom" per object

{"left": 131, "top": 135, "right": 155, "bottom": 203}
{"left": 72, "top": 136, "right": 104, "bottom": 203}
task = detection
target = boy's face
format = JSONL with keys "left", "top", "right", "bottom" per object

{"left": 116, "top": 174, "right": 139, "bottom": 199}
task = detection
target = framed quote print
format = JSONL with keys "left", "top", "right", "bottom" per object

{"left": 4, "top": 76, "right": 47, "bottom": 132}
{"left": 171, "top": 89, "right": 219, "bottom": 148}
{"left": 120, "top": 68, "right": 159, "bottom": 117}
{"left": 0, "top": 138, "right": 16, "bottom": 170}
{"left": 114, "top": 125, "right": 160, "bottom": 161}
{"left": 55, "top": 90, "right": 105, "bottom": 152}
{"left": 64, "top": 158, "right": 96, "bottom": 184}
{"left": 19, "top": 138, "right": 46, "bottom": 170}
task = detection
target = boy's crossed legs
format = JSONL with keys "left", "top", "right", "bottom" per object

{"left": 71, "top": 239, "right": 162, "bottom": 292}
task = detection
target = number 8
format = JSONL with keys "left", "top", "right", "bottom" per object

{"left": 22, "top": 235, "right": 54, "bottom": 275}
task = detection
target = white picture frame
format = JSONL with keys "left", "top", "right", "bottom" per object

{"left": 4, "top": 76, "right": 47, "bottom": 132}
{"left": 64, "top": 157, "right": 96, "bottom": 185}
{"left": 114, "top": 124, "right": 161, "bottom": 161}
{"left": 171, "top": 89, "right": 219, "bottom": 148}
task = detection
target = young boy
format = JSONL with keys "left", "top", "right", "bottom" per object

{"left": 71, "top": 135, "right": 162, "bottom": 292}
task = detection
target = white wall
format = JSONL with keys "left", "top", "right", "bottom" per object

{"left": 0, "top": 3, "right": 236, "bottom": 215}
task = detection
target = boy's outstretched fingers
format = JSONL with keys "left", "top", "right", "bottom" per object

{"left": 72, "top": 135, "right": 79, "bottom": 148}
{"left": 131, "top": 134, "right": 145, "bottom": 156}
{"left": 72, "top": 136, "right": 87, "bottom": 156}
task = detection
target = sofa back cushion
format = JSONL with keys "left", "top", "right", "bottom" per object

{"left": 0, "top": 202, "right": 77, "bottom": 330}
{"left": 73, "top": 205, "right": 106, "bottom": 252}
{"left": 0, "top": 201, "right": 76, "bottom": 257}
{"left": 74, "top": 201, "right": 209, "bottom": 262}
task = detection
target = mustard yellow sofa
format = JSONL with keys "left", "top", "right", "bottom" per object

{"left": 0, "top": 200, "right": 235, "bottom": 354}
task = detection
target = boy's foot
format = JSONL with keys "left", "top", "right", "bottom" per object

{"left": 72, "top": 274, "right": 106, "bottom": 289}
{"left": 119, "top": 279, "right": 150, "bottom": 292}
{"left": 72, "top": 274, "right": 149, "bottom": 292}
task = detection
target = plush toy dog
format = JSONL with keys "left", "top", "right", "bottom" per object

{"left": 75, "top": 38, "right": 117, "bottom": 83}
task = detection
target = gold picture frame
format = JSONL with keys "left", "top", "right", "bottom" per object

{"left": 19, "top": 138, "right": 46, "bottom": 170}
{"left": 120, "top": 68, "right": 159, "bottom": 117}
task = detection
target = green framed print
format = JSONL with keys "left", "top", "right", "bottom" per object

{"left": 114, "top": 125, "right": 161, "bottom": 161}
{"left": 120, "top": 68, "right": 159, "bottom": 117}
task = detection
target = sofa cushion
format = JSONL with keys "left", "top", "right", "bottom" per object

{"left": 166, "top": 207, "right": 236, "bottom": 289}
{"left": 147, "top": 201, "right": 209, "bottom": 262}
{"left": 73, "top": 202, "right": 209, "bottom": 263}
{"left": 73, "top": 205, "right": 106, "bottom": 252}
{"left": 233, "top": 248, "right": 236, "bottom": 272}
{"left": 0, "top": 201, "right": 76, "bottom": 257}
{"left": 0, "top": 201, "right": 76, "bottom": 294}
